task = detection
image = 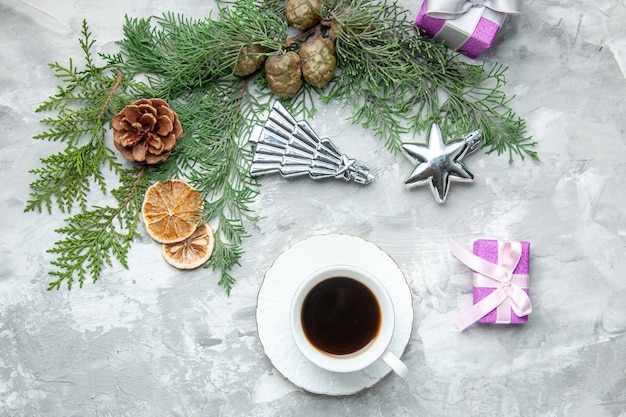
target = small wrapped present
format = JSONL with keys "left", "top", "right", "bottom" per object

{"left": 449, "top": 239, "right": 532, "bottom": 331}
{"left": 415, "top": 0, "right": 523, "bottom": 58}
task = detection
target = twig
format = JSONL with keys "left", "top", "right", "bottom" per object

{"left": 238, "top": 77, "right": 250, "bottom": 102}
{"left": 284, "top": 24, "right": 321, "bottom": 48}
{"left": 110, "top": 167, "right": 146, "bottom": 222}
{"left": 97, "top": 72, "right": 123, "bottom": 119}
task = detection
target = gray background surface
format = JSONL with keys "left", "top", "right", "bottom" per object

{"left": 1, "top": 0, "right": 625, "bottom": 415}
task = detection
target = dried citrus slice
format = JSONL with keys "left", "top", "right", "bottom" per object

{"left": 141, "top": 179, "right": 203, "bottom": 244}
{"left": 161, "top": 224, "right": 215, "bottom": 269}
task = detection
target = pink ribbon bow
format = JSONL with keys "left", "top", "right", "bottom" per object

{"left": 449, "top": 239, "right": 532, "bottom": 331}
{"left": 426, "top": 0, "right": 523, "bottom": 20}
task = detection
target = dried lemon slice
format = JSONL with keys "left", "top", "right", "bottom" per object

{"left": 162, "top": 224, "right": 215, "bottom": 269}
{"left": 141, "top": 179, "right": 203, "bottom": 244}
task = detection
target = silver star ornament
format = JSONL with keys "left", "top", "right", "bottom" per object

{"left": 401, "top": 123, "right": 482, "bottom": 203}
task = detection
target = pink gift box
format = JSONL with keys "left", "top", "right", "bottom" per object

{"left": 473, "top": 239, "right": 530, "bottom": 324}
{"left": 415, "top": 0, "right": 507, "bottom": 58}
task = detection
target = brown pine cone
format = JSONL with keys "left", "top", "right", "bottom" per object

{"left": 265, "top": 52, "right": 303, "bottom": 99}
{"left": 233, "top": 44, "right": 267, "bottom": 77}
{"left": 299, "top": 37, "right": 336, "bottom": 88}
{"left": 285, "top": 0, "right": 323, "bottom": 30}
{"left": 112, "top": 98, "right": 183, "bottom": 164}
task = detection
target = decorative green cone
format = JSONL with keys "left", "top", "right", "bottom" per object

{"left": 299, "top": 37, "right": 336, "bottom": 89}
{"left": 265, "top": 51, "right": 303, "bottom": 99}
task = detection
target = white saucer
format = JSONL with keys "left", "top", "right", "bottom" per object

{"left": 256, "top": 233, "right": 413, "bottom": 395}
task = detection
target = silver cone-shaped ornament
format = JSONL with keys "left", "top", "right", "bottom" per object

{"left": 248, "top": 102, "right": 375, "bottom": 185}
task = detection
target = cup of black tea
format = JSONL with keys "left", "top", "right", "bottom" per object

{"left": 290, "top": 265, "right": 408, "bottom": 376}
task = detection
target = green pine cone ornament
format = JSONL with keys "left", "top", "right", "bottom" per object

{"left": 299, "top": 37, "right": 336, "bottom": 89}
{"left": 233, "top": 44, "right": 267, "bottom": 77}
{"left": 265, "top": 51, "right": 303, "bottom": 99}
{"left": 285, "top": 0, "right": 323, "bottom": 30}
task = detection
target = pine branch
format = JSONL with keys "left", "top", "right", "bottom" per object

{"left": 26, "top": 20, "right": 134, "bottom": 214}
{"left": 150, "top": 82, "right": 261, "bottom": 294}
{"left": 116, "top": 0, "right": 286, "bottom": 99}
{"left": 27, "top": 20, "right": 150, "bottom": 290}
{"left": 319, "top": 0, "right": 537, "bottom": 160}
{"left": 443, "top": 64, "right": 539, "bottom": 162}
{"left": 25, "top": 132, "right": 115, "bottom": 213}
{"left": 47, "top": 167, "right": 149, "bottom": 290}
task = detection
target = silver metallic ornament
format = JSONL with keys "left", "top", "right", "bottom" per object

{"left": 248, "top": 102, "right": 374, "bottom": 185}
{"left": 402, "top": 123, "right": 482, "bottom": 203}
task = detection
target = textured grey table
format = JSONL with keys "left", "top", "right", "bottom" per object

{"left": 1, "top": 0, "right": 625, "bottom": 415}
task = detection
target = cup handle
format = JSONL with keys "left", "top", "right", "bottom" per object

{"left": 381, "top": 350, "right": 408, "bottom": 378}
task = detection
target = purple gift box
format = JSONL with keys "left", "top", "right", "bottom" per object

{"left": 472, "top": 239, "right": 530, "bottom": 324}
{"left": 415, "top": 0, "right": 508, "bottom": 58}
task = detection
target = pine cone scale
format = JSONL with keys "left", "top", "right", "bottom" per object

{"left": 139, "top": 113, "right": 157, "bottom": 131}
{"left": 118, "top": 132, "right": 139, "bottom": 147}
{"left": 155, "top": 116, "right": 173, "bottom": 136}
{"left": 132, "top": 141, "right": 148, "bottom": 162}
{"left": 137, "top": 102, "right": 156, "bottom": 115}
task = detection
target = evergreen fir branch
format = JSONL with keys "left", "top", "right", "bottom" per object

{"left": 282, "top": 82, "right": 320, "bottom": 121}
{"left": 36, "top": 21, "right": 114, "bottom": 116}
{"left": 116, "top": 0, "right": 286, "bottom": 99}
{"left": 34, "top": 113, "right": 100, "bottom": 144}
{"left": 319, "top": 0, "right": 537, "bottom": 160}
{"left": 111, "top": 167, "right": 150, "bottom": 228}
{"left": 27, "top": 20, "right": 137, "bottom": 215}
{"left": 186, "top": 85, "right": 260, "bottom": 294}
{"left": 28, "top": 81, "right": 122, "bottom": 212}
{"left": 25, "top": 130, "right": 115, "bottom": 213}
{"left": 28, "top": 20, "right": 150, "bottom": 290}
{"left": 47, "top": 167, "right": 149, "bottom": 290}
{"left": 144, "top": 80, "right": 261, "bottom": 294}
{"left": 450, "top": 64, "right": 539, "bottom": 161}
{"left": 210, "top": 240, "right": 244, "bottom": 293}
{"left": 47, "top": 206, "right": 129, "bottom": 291}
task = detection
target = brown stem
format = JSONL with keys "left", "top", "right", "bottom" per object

{"left": 284, "top": 24, "right": 322, "bottom": 48}
{"left": 97, "top": 71, "right": 123, "bottom": 119}
{"left": 238, "top": 77, "right": 250, "bottom": 103}
{"left": 113, "top": 166, "right": 145, "bottom": 217}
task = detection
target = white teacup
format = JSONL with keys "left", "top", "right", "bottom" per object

{"left": 290, "top": 265, "right": 408, "bottom": 376}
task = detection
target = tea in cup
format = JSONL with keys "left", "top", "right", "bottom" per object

{"left": 290, "top": 265, "right": 408, "bottom": 376}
